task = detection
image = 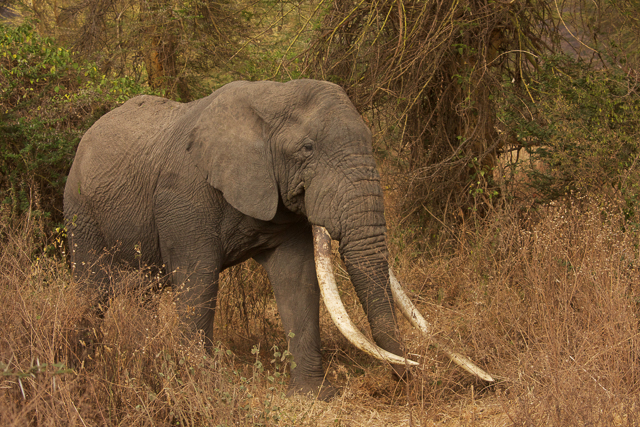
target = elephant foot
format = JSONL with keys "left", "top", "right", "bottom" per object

{"left": 287, "top": 378, "right": 340, "bottom": 401}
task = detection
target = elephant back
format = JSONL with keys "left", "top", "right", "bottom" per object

{"left": 68, "top": 95, "right": 189, "bottom": 196}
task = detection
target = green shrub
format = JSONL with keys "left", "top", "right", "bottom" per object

{"left": 499, "top": 55, "right": 640, "bottom": 216}
{"left": 0, "top": 23, "right": 153, "bottom": 226}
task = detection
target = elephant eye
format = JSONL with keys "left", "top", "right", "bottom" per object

{"left": 301, "top": 142, "right": 314, "bottom": 156}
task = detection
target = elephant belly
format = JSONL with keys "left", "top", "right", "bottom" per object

{"left": 218, "top": 206, "right": 308, "bottom": 270}
{"left": 106, "top": 224, "right": 161, "bottom": 267}
{"left": 78, "top": 184, "right": 162, "bottom": 269}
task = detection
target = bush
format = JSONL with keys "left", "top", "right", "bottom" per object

{"left": 386, "top": 197, "right": 640, "bottom": 425}
{"left": 498, "top": 55, "right": 640, "bottom": 216}
{"left": 0, "top": 23, "right": 153, "bottom": 227}
{"left": 304, "top": 0, "right": 558, "bottom": 218}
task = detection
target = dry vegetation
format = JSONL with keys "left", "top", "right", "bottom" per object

{"left": 2, "top": 0, "right": 640, "bottom": 424}
{"left": 2, "top": 192, "right": 640, "bottom": 425}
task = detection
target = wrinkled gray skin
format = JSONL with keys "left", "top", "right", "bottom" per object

{"left": 64, "top": 79, "right": 403, "bottom": 399}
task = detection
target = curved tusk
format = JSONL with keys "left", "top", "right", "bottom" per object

{"left": 312, "top": 226, "right": 418, "bottom": 367}
{"left": 389, "top": 270, "right": 495, "bottom": 382}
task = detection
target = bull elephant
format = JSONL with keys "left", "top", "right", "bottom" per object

{"left": 64, "top": 79, "right": 492, "bottom": 399}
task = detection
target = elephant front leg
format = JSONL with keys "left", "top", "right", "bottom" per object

{"left": 156, "top": 228, "right": 221, "bottom": 344}
{"left": 254, "top": 226, "right": 336, "bottom": 400}
{"left": 172, "top": 267, "right": 220, "bottom": 345}
{"left": 155, "top": 187, "right": 223, "bottom": 345}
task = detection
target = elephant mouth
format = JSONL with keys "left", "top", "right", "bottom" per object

{"left": 312, "top": 226, "right": 495, "bottom": 382}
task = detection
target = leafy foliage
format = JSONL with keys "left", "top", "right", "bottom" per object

{"left": 304, "top": 0, "right": 640, "bottom": 222}
{"left": 498, "top": 55, "right": 640, "bottom": 216}
{"left": 14, "top": 0, "right": 247, "bottom": 100}
{"left": 0, "top": 23, "right": 152, "bottom": 225}
{"left": 303, "top": 0, "right": 560, "bottom": 217}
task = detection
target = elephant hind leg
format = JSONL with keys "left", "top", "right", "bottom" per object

{"left": 66, "top": 210, "right": 113, "bottom": 301}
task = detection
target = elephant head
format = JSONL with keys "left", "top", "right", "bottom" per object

{"left": 186, "top": 80, "right": 493, "bottom": 382}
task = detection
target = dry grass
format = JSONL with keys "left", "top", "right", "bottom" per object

{"left": 2, "top": 196, "right": 640, "bottom": 425}
{"left": 386, "top": 195, "right": 640, "bottom": 425}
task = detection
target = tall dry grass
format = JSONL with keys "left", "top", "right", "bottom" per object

{"left": 0, "top": 219, "right": 299, "bottom": 426}
{"left": 2, "top": 196, "right": 640, "bottom": 425}
{"left": 388, "top": 197, "right": 640, "bottom": 425}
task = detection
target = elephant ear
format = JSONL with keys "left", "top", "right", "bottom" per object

{"left": 187, "top": 87, "right": 278, "bottom": 221}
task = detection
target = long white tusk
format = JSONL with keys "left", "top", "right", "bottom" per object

{"left": 312, "top": 226, "right": 418, "bottom": 367}
{"left": 389, "top": 270, "right": 495, "bottom": 382}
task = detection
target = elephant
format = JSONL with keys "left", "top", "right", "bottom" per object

{"left": 64, "top": 79, "right": 493, "bottom": 399}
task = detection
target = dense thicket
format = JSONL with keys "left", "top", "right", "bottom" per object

{"left": 0, "top": 23, "right": 151, "bottom": 225}
{"left": 11, "top": 0, "right": 245, "bottom": 100}
{"left": 304, "top": 0, "right": 640, "bottom": 220}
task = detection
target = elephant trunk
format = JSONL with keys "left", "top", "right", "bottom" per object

{"left": 339, "top": 231, "right": 402, "bottom": 357}
{"left": 335, "top": 182, "right": 401, "bottom": 354}
{"left": 308, "top": 172, "right": 406, "bottom": 362}
{"left": 313, "top": 226, "right": 417, "bottom": 366}
{"left": 309, "top": 173, "right": 496, "bottom": 381}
